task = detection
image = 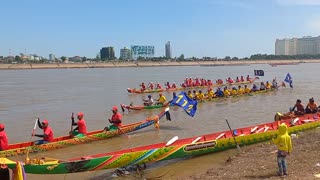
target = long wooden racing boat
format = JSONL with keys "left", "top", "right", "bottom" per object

{"left": 0, "top": 108, "right": 170, "bottom": 158}
{"left": 127, "top": 78, "right": 257, "bottom": 94}
{"left": 2, "top": 112, "right": 319, "bottom": 174}
{"left": 122, "top": 88, "right": 278, "bottom": 112}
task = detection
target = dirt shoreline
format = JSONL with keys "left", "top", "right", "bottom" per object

{"left": 1, "top": 59, "right": 320, "bottom": 70}
{"left": 182, "top": 128, "right": 320, "bottom": 180}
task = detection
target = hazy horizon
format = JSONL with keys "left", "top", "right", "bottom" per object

{"left": 1, "top": 0, "right": 320, "bottom": 58}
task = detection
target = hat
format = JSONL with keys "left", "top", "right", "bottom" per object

{"left": 112, "top": 106, "right": 118, "bottom": 111}
{"left": 42, "top": 120, "right": 48, "bottom": 125}
{"left": 77, "top": 112, "right": 84, "bottom": 117}
{"left": 0, "top": 124, "right": 4, "bottom": 130}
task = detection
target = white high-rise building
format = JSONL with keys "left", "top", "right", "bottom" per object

{"left": 165, "top": 41, "right": 172, "bottom": 59}
{"left": 120, "top": 47, "right": 132, "bottom": 60}
{"left": 275, "top": 36, "right": 320, "bottom": 55}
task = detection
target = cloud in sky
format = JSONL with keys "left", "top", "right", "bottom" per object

{"left": 276, "top": 0, "right": 320, "bottom": 5}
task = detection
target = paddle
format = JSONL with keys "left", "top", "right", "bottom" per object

{"left": 70, "top": 113, "right": 74, "bottom": 136}
{"left": 27, "top": 118, "right": 39, "bottom": 159}
{"left": 225, "top": 119, "right": 241, "bottom": 153}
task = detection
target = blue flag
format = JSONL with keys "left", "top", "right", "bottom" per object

{"left": 284, "top": 73, "right": 293, "bottom": 88}
{"left": 170, "top": 92, "right": 197, "bottom": 117}
{"left": 254, "top": 70, "right": 264, "bottom": 76}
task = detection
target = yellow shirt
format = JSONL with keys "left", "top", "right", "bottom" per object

{"left": 244, "top": 87, "right": 251, "bottom": 93}
{"left": 223, "top": 89, "right": 230, "bottom": 96}
{"left": 266, "top": 84, "right": 271, "bottom": 89}
{"left": 238, "top": 88, "right": 244, "bottom": 95}
{"left": 197, "top": 93, "right": 205, "bottom": 100}
{"left": 158, "top": 96, "right": 166, "bottom": 104}
{"left": 231, "top": 89, "right": 238, "bottom": 95}
{"left": 188, "top": 93, "right": 193, "bottom": 99}
{"left": 207, "top": 90, "right": 215, "bottom": 98}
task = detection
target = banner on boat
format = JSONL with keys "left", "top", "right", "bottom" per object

{"left": 284, "top": 73, "right": 293, "bottom": 88}
{"left": 170, "top": 92, "right": 197, "bottom": 117}
{"left": 254, "top": 70, "right": 264, "bottom": 76}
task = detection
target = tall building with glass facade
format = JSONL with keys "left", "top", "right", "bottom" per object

{"left": 165, "top": 41, "right": 172, "bottom": 59}
{"left": 100, "top": 47, "right": 115, "bottom": 60}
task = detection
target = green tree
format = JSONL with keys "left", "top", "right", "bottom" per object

{"left": 61, "top": 56, "right": 67, "bottom": 62}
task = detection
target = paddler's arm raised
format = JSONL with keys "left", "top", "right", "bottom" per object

{"left": 37, "top": 119, "right": 43, "bottom": 129}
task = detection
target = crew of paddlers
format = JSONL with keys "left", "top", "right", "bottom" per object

{"left": 138, "top": 75, "right": 255, "bottom": 91}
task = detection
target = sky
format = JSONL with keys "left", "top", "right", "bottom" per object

{"left": 1, "top": 0, "right": 320, "bottom": 58}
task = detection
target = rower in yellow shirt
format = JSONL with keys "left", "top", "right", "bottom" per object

{"left": 266, "top": 81, "right": 272, "bottom": 89}
{"left": 193, "top": 90, "right": 199, "bottom": 100}
{"left": 206, "top": 88, "right": 216, "bottom": 100}
{"left": 156, "top": 93, "right": 167, "bottom": 105}
{"left": 237, "top": 85, "right": 245, "bottom": 95}
{"left": 197, "top": 90, "right": 205, "bottom": 101}
{"left": 187, "top": 90, "right": 193, "bottom": 99}
{"left": 244, "top": 84, "right": 251, "bottom": 93}
{"left": 223, "top": 87, "right": 230, "bottom": 96}
{"left": 231, "top": 87, "right": 238, "bottom": 96}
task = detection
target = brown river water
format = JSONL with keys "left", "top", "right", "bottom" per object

{"left": 0, "top": 63, "right": 319, "bottom": 179}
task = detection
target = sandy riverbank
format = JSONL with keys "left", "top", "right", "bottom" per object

{"left": 1, "top": 59, "right": 320, "bottom": 70}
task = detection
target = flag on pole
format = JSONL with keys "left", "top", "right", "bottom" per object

{"left": 284, "top": 73, "right": 293, "bottom": 88}
{"left": 170, "top": 92, "right": 198, "bottom": 117}
{"left": 254, "top": 70, "right": 264, "bottom": 76}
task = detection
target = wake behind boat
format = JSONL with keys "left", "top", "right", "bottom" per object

{"left": 0, "top": 108, "right": 170, "bottom": 158}
{"left": 2, "top": 112, "right": 319, "bottom": 174}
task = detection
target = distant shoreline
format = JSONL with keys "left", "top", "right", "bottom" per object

{"left": 0, "top": 59, "right": 320, "bottom": 70}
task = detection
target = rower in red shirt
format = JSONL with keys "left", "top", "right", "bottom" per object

{"left": 156, "top": 83, "right": 162, "bottom": 89}
{"left": 71, "top": 112, "right": 87, "bottom": 137}
{"left": 240, "top": 76, "right": 245, "bottom": 82}
{"left": 165, "top": 82, "right": 171, "bottom": 89}
{"left": 105, "top": 106, "right": 122, "bottom": 131}
{"left": 148, "top": 82, "right": 154, "bottom": 90}
{"left": 33, "top": 119, "right": 54, "bottom": 145}
{"left": 140, "top": 82, "right": 146, "bottom": 91}
{"left": 0, "top": 124, "right": 8, "bottom": 151}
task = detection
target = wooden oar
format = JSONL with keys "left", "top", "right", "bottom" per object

{"left": 70, "top": 113, "right": 74, "bottom": 136}
{"left": 26, "top": 118, "right": 39, "bottom": 160}
{"left": 225, "top": 119, "right": 241, "bottom": 153}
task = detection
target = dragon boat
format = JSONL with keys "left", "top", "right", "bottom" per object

{"left": 2, "top": 112, "right": 319, "bottom": 174}
{"left": 0, "top": 108, "right": 170, "bottom": 158}
{"left": 127, "top": 78, "right": 257, "bottom": 94}
{"left": 121, "top": 87, "right": 278, "bottom": 112}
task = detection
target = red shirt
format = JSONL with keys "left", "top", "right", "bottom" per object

{"left": 77, "top": 119, "right": 87, "bottom": 135}
{"left": 111, "top": 112, "right": 122, "bottom": 127}
{"left": 43, "top": 126, "right": 54, "bottom": 142}
{"left": 0, "top": 131, "right": 8, "bottom": 150}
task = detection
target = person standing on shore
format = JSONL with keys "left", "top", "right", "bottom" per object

{"left": 272, "top": 123, "right": 292, "bottom": 177}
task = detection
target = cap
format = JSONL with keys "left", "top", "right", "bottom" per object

{"left": 77, "top": 112, "right": 84, "bottom": 117}
{"left": 112, "top": 106, "right": 118, "bottom": 111}
{"left": 0, "top": 124, "right": 4, "bottom": 130}
{"left": 148, "top": 95, "right": 152, "bottom": 98}
{"left": 42, "top": 120, "right": 48, "bottom": 125}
